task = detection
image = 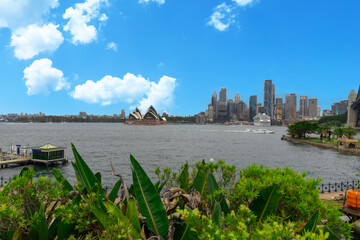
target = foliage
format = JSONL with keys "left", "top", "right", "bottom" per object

{"left": 318, "top": 113, "right": 347, "bottom": 126}
{"left": 287, "top": 121, "right": 318, "bottom": 138}
{"left": 0, "top": 145, "right": 354, "bottom": 239}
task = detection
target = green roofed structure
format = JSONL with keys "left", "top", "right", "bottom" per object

{"left": 22, "top": 144, "right": 67, "bottom": 164}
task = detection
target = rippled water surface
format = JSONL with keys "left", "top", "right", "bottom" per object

{"left": 0, "top": 123, "right": 359, "bottom": 187}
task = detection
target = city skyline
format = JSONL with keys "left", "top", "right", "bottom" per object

{"left": 0, "top": 1, "right": 360, "bottom": 115}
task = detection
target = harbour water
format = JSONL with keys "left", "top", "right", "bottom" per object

{"left": 0, "top": 123, "right": 359, "bottom": 188}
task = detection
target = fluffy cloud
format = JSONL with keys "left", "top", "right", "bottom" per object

{"left": 63, "top": 0, "right": 109, "bottom": 44}
{"left": 72, "top": 73, "right": 176, "bottom": 113}
{"left": 138, "top": 76, "right": 176, "bottom": 113}
{"left": 0, "top": 0, "right": 59, "bottom": 30}
{"left": 106, "top": 42, "right": 118, "bottom": 52}
{"left": 10, "top": 23, "right": 64, "bottom": 60}
{"left": 23, "top": 58, "right": 69, "bottom": 95}
{"left": 138, "top": 0, "right": 165, "bottom": 5}
{"left": 207, "top": 3, "right": 235, "bottom": 31}
{"left": 232, "top": 0, "right": 255, "bottom": 6}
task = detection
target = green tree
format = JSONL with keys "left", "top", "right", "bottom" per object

{"left": 287, "top": 121, "right": 318, "bottom": 139}
{"left": 343, "top": 127, "right": 358, "bottom": 139}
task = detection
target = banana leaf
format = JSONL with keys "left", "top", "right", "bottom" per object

{"left": 193, "top": 169, "right": 207, "bottom": 196}
{"left": 53, "top": 168, "right": 73, "bottom": 192}
{"left": 126, "top": 198, "right": 141, "bottom": 232}
{"left": 300, "top": 210, "right": 320, "bottom": 235}
{"left": 109, "top": 179, "right": 122, "bottom": 202}
{"left": 178, "top": 162, "right": 189, "bottom": 192}
{"left": 207, "top": 172, "right": 229, "bottom": 215}
{"left": 130, "top": 154, "right": 169, "bottom": 238}
{"left": 95, "top": 172, "right": 102, "bottom": 183}
{"left": 212, "top": 201, "right": 222, "bottom": 225}
{"left": 180, "top": 223, "right": 198, "bottom": 240}
{"left": 249, "top": 184, "right": 280, "bottom": 225}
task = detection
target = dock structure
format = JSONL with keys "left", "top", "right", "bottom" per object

{"left": 0, "top": 144, "right": 68, "bottom": 169}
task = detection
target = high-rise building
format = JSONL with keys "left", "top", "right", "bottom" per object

{"left": 264, "top": 80, "right": 274, "bottom": 118}
{"left": 332, "top": 100, "right": 348, "bottom": 115}
{"left": 211, "top": 91, "right": 218, "bottom": 121}
{"left": 285, "top": 94, "right": 297, "bottom": 119}
{"left": 308, "top": 98, "right": 317, "bottom": 118}
{"left": 249, "top": 95, "right": 257, "bottom": 122}
{"left": 227, "top": 99, "right": 236, "bottom": 120}
{"left": 208, "top": 105, "right": 214, "bottom": 122}
{"left": 275, "top": 98, "right": 283, "bottom": 120}
{"left": 234, "top": 93, "right": 240, "bottom": 104}
{"left": 79, "top": 112, "right": 87, "bottom": 118}
{"left": 272, "top": 84, "right": 275, "bottom": 117}
{"left": 120, "top": 109, "right": 126, "bottom": 119}
{"left": 317, "top": 106, "right": 321, "bottom": 117}
{"left": 217, "top": 88, "right": 228, "bottom": 122}
{"left": 300, "top": 96, "right": 308, "bottom": 118}
{"left": 257, "top": 104, "right": 265, "bottom": 114}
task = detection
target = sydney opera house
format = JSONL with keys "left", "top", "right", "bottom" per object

{"left": 125, "top": 106, "right": 167, "bottom": 125}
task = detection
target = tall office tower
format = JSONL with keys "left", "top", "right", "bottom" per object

{"left": 218, "top": 88, "right": 228, "bottom": 122}
{"left": 264, "top": 79, "right": 273, "bottom": 118}
{"left": 317, "top": 106, "right": 321, "bottom": 117}
{"left": 234, "top": 93, "right": 240, "bottom": 104}
{"left": 120, "top": 109, "right": 126, "bottom": 119}
{"left": 275, "top": 98, "right": 283, "bottom": 120}
{"left": 332, "top": 100, "right": 348, "bottom": 115}
{"left": 285, "top": 94, "right": 297, "bottom": 119}
{"left": 249, "top": 95, "right": 257, "bottom": 122}
{"left": 272, "top": 84, "right": 275, "bottom": 117}
{"left": 308, "top": 98, "right": 318, "bottom": 117}
{"left": 211, "top": 91, "right": 218, "bottom": 121}
{"left": 219, "top": 88, "right": 227, "bottom": 103}
{"left": 227, "top": 99, "right": 236, "bottom": 120}
{"left": 300, "top": 96, "right": 308, "bottom": 118}
{"left": 208, "top": 105, "right": 214, "bottom": 122}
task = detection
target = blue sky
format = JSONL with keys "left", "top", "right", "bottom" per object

{"left": 0, "top": 0, "right": 359, "bottom": 116}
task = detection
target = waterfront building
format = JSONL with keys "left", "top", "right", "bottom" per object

{"left": 249, "top": 95, "right": 257, "bottom": 122}
{"left": 79, "top": 112, "right": 87, "bottom": 118}
{"left": 253, "top": 113, "right": 271, "bottom": 127}
{"left": 234, "top": 93, "right": 240, "bottom": 104}
{"left": 219, "top": 88, "right": 226, "bottom": 103}
{"left": 236, "top": 100, "right": 248, "bottom": 121}
{"left": 285, "top": 94, "right": 297, "bottom": 119}
{"left": 257, "top": 104, "right": 265, "bottom": 114}
{"left": 323, "top": 109, "right": 332, "bottom": 116}
{"left": 317, "top": 106, "right": 321, "bottom": 117}
{"left": 126, "top": 106, "right": 167, "bottom": 125}
{"left": 227, "top": 99, "right": 236, "bottom": 120}
{"left": 272, "top": 84, "right": 275, "bottom": 117}
{"left": 264, "top": 80, "right": 274, "bottom": 118}
{"left": 332, "top": 100, "right": 348, "bottom": 115}
{"left": 195, "top": 112, "right": 206, "bottom": 124}
{"left": 300, "top": 96, "right": 308, "bottom": 118}
{"left": 308, "top": 98, "right": 317, "bottom": 118}
{"left": 275, "top": 98, "right": 283, "bottom": 120}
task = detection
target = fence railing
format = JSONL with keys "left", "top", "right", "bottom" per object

{"left": 0, "top": 176, "right": 12, "bottom": 187}
{"left": 318, "top": 180, "right": 360, "bottom": 193}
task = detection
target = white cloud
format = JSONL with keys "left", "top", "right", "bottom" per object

{"left": 63, "top": 0, "right": 108, "bottom": 44}
{"left": 138, "top": 76, "right": 176, "bottom": 113}
{"left": 207, "top": 3, "right": 235, "bottom": 31}
{"left": 10, "top": 23, "right": 64, "bottom": 60}
{"left": 139, "top": 0, "right": 165, "bottom": 5}
{"left": 106, "top": 42, "right": 118, "bottom": 52}
{"left": 23, "top": 58, "right": 69, "bottom": 95}
{"left": 72, "top": 73, "right": 176, "bottom": 113}
{"left": 232, "top": 0, "right": 255, "bottom": 6}
{"left": 0, "top": 0, "right": 59, "bottom": 30}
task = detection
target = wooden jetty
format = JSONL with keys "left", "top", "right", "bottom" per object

{"left": 0, "top": 144, "right": 68, "bottom": 168}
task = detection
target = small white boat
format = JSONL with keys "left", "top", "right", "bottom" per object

{"left": 253, "top": 129, "right": 275, "bottom": 134}
{"left": 244, "top": 128, "right": 253, "bottom": 132}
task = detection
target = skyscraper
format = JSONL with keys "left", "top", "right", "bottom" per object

{"left": 272, "top": 84, "right": 275, "bottom": 117}
{"left": 264, "top": 80, "right": 274, "bottom": 118}
{"left": 234, "top": 93, "right": 240, "bottom": 104}
{"left": 285, "top": 94, "right": 297, "bottom": 119}
{"left": 227, "top": 99, "right": 236, "bottom": 120}
{"left": 211, "top": 91, "right": 218, "bottom": 121}
{"left": 300, "top": 96, "right": 308, "bottom": 118}
{"left": 249, "top": 95, "right": 257, "bottom": 122}
{"left": 275, "top": 98, "right": 283, "bottom": 120}
{"left": 218, "top": 88, "right": 228, "bottom": 122}
{"left": 308, "top": 98, "right": 317, "bottom": 118}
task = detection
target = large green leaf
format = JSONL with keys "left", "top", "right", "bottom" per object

{"left": 249, "top": 184, "right": 280, "bottom": 225}
{"left": 300, "top": 210, "right": 320, "bottom": 235}
{"left": 109, "top": 179, "right": 122, "bottom": 202}
{"left": 126, "top": 198, "right": 141, "bottom": 232}
{"left": 207, "top": 172, "right": 229, "bottom": 215}
{"left": 180, "top": 223, "right": 198, "bottom": 240}
{"left": 71, "top": 143, "right": 105, "bottom": 198}
{"left": 130, "top": 154, "right": 169, "bottom": 237}
{"left": 178, "top": 162, "right": 189, "bottom": 192}
{"left": 95, "top": 172, "right": 102, "bottom": 183}
{"left": 212, "top": 201, "right": 221, "bottom": 225}
{"left": 57, "top": 221, "right": 74, "bottom": 240}
{"left": 323, "top": 225, "right": 340, "bottom": 240}
{"left": 53, "top": 168, "right": 73, "bottom": 192}
{"left": 193, "top": 169, "right": 207, "bottom": 196}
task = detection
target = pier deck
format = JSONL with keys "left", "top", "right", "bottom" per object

{"left": 0, "top": 154, "right": 67, "bottom": 168}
